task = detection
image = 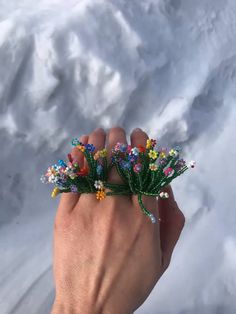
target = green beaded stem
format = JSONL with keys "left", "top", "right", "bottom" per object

{"left": 148, "top": 171, "right": 157, "bottom": 191}
{"left": 85, "top": 177, "right": 95, "bottom": 192}
{"left": 106, "top": 191, "right": 132, "bottom": 196}
{"left": 84, "top": 150, "right": 96, "bottom": 178}
{"left": 104, "top": 182, "right": 127, "bottom": 190}
{"left": 138, "top": 193, "right": 152, "bottom": 217}
{"left": 103, "top": 158, "right": 108, "bottom": 181}
{"left": 115, "top": 161, "right": 129, "bottom": 185}
{"left": 43, "top": 139, "right": 194, "bottom": 224}
{"left": 127, "top": 171, "right": 136, "bottom": 194}
{"left": 137, "top": 173, "right": 142, "bottom": 190}
{"left": 141, "top": 154, "right": 151, "bottom": 187}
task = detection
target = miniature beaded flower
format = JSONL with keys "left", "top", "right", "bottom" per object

{"left": 41, "top": 136, "right": 195, "bottom": 224}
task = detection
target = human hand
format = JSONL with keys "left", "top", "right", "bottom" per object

{"left": 51, "top": 127, "right": 185, "bottom": 314}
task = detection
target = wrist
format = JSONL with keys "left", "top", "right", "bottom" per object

{"left": 51, "top": 299, "right": 133, "bottom": 314}
{"left": 51, "top": 299, "right": 100, "bottom": 314}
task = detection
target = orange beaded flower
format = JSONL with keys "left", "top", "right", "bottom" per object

{"left": 96, "top": 188, "right": 106, "bottom": 200}
{"left": 76, "top": 144, "right": 85, "bottom": 152}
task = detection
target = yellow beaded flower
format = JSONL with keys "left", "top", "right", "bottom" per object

{"left": 99, "top": 149, "right": 107, "bottom": 158}
{"left": 169, "top": 149, "right": 178, "bottom": 157}
{"left": 96, "top": 188, "right": 106, "bottom": 200}
{"left": 160, "top": 152, "right": 166, "bottom": 158}
{"left": 51, "top": 187, "right": 60, "bottom": 198}
{"left": 148, "top": 150, "right": 158, "bottom": 159}
{"left": 146, "top": 139, "right": 152, "bottom": 149}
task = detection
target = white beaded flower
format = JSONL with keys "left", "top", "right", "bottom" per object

{"left": 188, "top": 160, "right": 196, "bottom": 168}
{"left": 48, "top": 174, "right": 56, "bottom": 183}
{"left": 40, "top": 175, "right": 48, "bottom": 184}
{"left": 149, "top": 213, "right": 156, "bottom": 224}
{"left": 94, "top": 180, "right": 104, "bottom": 190}
{"left": 131, "top": 147, "right": 139, "bottom": 156}
{"left": 159, "top": 192, "right": 169, "bottom": 198}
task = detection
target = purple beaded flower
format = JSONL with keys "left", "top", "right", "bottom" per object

{"left": 176, "top": 158, "right": 186, "bottom": 171}
{"left": 159, "top": 158, "right": 168, "bottom": 166}
{"left": 128, "top": 154, "right": 138, "bottom": 163}
{"left": 70, "top": 184, "right": 78, "bottom": 193}
{"left": 120, "top": 160, "right": 131, "bottom": 170}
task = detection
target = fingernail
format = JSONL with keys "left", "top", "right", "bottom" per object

{"left": 132, "top": 128, "right": 142, "bottom": 132}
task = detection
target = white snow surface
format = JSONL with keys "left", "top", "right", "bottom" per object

{"left": 0, "top": 0, "right": 236, "bottom": 313}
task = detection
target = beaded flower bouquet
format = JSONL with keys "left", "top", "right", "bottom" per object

{"left": 41, "top": 137, "right": 195, "bottom": 223}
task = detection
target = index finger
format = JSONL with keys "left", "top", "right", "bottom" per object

{"left": 57, "top": 134, "right": 89, "bottom": 215}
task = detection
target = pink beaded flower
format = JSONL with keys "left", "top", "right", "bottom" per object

{"left": 164, "top": 167, "right": 174, "bottom": 176}
{"left": 133, "top": 163, "right": 142, "bottom": 173}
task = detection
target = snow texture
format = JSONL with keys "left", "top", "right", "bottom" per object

{"left": 0, "top": 0, "right": 236, "bottom": 313}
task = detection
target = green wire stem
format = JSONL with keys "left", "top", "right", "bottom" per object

{"left": 138, "top": 193, "right": 152, "bottom": 217}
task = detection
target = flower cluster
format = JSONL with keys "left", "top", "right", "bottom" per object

{"left": 41, "top": 139, "right": 106, "bottom": 197}
{"left": 110, "top": 138, "right": 191, "bottom": 182}
{"left": 40, "top": 159, "right": 89, "bottom": 192}
{"left": 41, "top": 136, "right": 195, "bottom": 224}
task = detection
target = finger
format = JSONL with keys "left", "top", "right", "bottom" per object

{"left": 107, "top": 127, "right": 128, "bottom": 184}
{"left": 79, "top": 127, "right": 106, "bottom": 203}
{"left": 130, "top": 127, "right": 148, "bottom": 206}
{"left": 57, "top": 134, "right": 89, "bottom": 215}
{"left": 84, "top": 127, "right": 106, "bottom": 170}
{"left": 71, "top": 134, "right": 89, "bottom": 167}
{"left": 130, "top": 128, "right": 159, "bottom": 220}
{"left": 158, "top": 185, "right": 185, "bottom": 271}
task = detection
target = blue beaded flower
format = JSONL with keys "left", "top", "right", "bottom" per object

{"left": 120, "top": 143, "right": 128, "bottom": 153}
{"left": 86, "top": 143, "right": 95, "bottom": 152}
{"left": 58, "top": 159, "right": 67, "bottom": 167}
{"left": 71, "top": 138, "right": 80, "bottom": 146}
{"left": 96, "top": 164, "right": 103, "bottom": 175}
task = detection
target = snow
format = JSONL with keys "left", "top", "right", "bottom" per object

{"left": 0, "top": 0, "right": 236, "bottom": 313}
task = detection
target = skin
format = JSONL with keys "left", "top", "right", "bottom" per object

{"left": 51, "top": 127, "right": 185, "bottom": 314}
